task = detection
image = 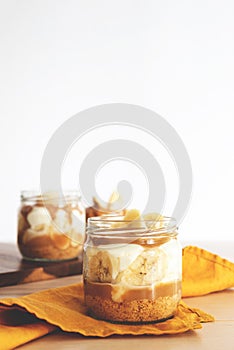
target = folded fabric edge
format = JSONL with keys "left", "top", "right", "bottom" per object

{"left": 179, "top": 301, "right": 215, "bottom": 322}
{"left": 182, "top": 245, "right": 234, "bottom": 297}
{"left": 0, "top": 322, "right": 56, "bottom": 350}
{"left": 183, "top": 246, "right": 234, "bottom": 271}
{"left": 0, "top": 301, "right": 196, "bottom": 337}
{"left": 0, "top": 298, "right": 214, "bottom": 338}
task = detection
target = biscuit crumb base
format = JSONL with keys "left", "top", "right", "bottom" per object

{"left": 86, "top": 295, "right": 178, "bottom": 323}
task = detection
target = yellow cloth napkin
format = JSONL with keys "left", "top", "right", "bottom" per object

{"left": 182, "top": 246, "right": 234, "bottom": 297}
{"left": 0, "top": 284, "right": 214, "bottom": 349}
{"left": 0, "top": 246, "right": 233, "bottom": 350}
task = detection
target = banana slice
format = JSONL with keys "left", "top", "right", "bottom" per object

{"left": 86, "top": 243, "right": 144, "bottom": 282}
{"left": 117, "top": 247, "right": 168, "bottom": 285}
{"left": 112, "top": 209, "right": 144, "bottom": 228}
{"left": 125, "top": 209, "right": 146, "bottom": 228}
{"left": 53, "top": 209, "right": 70, "bottom": 233}
{"left": 87, "top": 250, "right": 118, "bottom": 283}
{"left": 27, "top": 207, "right": 52, "bottom": 228}
{"left": 143, "top": 212, "right": 164, "bottom": 229}
{"left": 124, "top": 209, "right": 141, "bottom": 221}
{"left": 107, "top": 191, "right": 126, "bottom": 212}
{"left": 107, "top": 191, "right": 120, "bottom": 208}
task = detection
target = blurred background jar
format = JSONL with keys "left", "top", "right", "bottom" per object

{"left": 83, "top": 214, "right": 182, "bottom": 323}
{"left": 18, "top": 191, "right": 86, "bottom": 261}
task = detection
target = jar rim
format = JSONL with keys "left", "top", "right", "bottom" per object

{"left": 87, "top": 215, "right": 177, "bottom": 238}
{"left": 21, "top": 190, "right": 81, "bottom": 202}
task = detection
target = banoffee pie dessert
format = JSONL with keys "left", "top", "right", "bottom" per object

{"left": 83, "top": 210, "right": 182, "bottom": 323}
{"left": 18, "top": 191, "right": 85, "bottom": 261}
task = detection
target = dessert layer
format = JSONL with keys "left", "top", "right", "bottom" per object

{"left": 85, "top": 294, "right": 178, "bottom": 323}
{"left": 85, "top": 243, "right": 174, "bottom": 284}
{"left": 84, "top": 279, "right": 181, "bottom": 302}
{"left": 18, "top": 234, "right": 82, "bottom": 260}
{"left": 18, "top": 198, "right": 85, "bottom": 260}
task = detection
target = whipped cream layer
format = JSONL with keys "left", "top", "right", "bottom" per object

{"left": 85, "top": 241, "right": 181, "bottom": 287}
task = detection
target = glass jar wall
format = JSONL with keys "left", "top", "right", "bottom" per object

{"left": 83, "top": 215, "right": 182, "bottom": 324}
{"left": 18, "top": 191, "right": 86, "bottom": 261}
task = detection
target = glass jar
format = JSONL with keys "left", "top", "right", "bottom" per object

{"left": 18, "top": 191, "right": 86, "bottom": 261}
{"left": 83, "top": 215, "right": 182, "bottom": 324}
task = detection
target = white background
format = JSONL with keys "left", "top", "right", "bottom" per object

{"left": 0, "top": 0, "right": 234, "bottom": 244}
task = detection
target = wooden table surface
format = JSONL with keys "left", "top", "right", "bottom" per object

{"left": 0, "top": 241, "right": 234, "bottom": 350}
{"left": 0, "top": 243, "right": 82, "bottom": 287}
